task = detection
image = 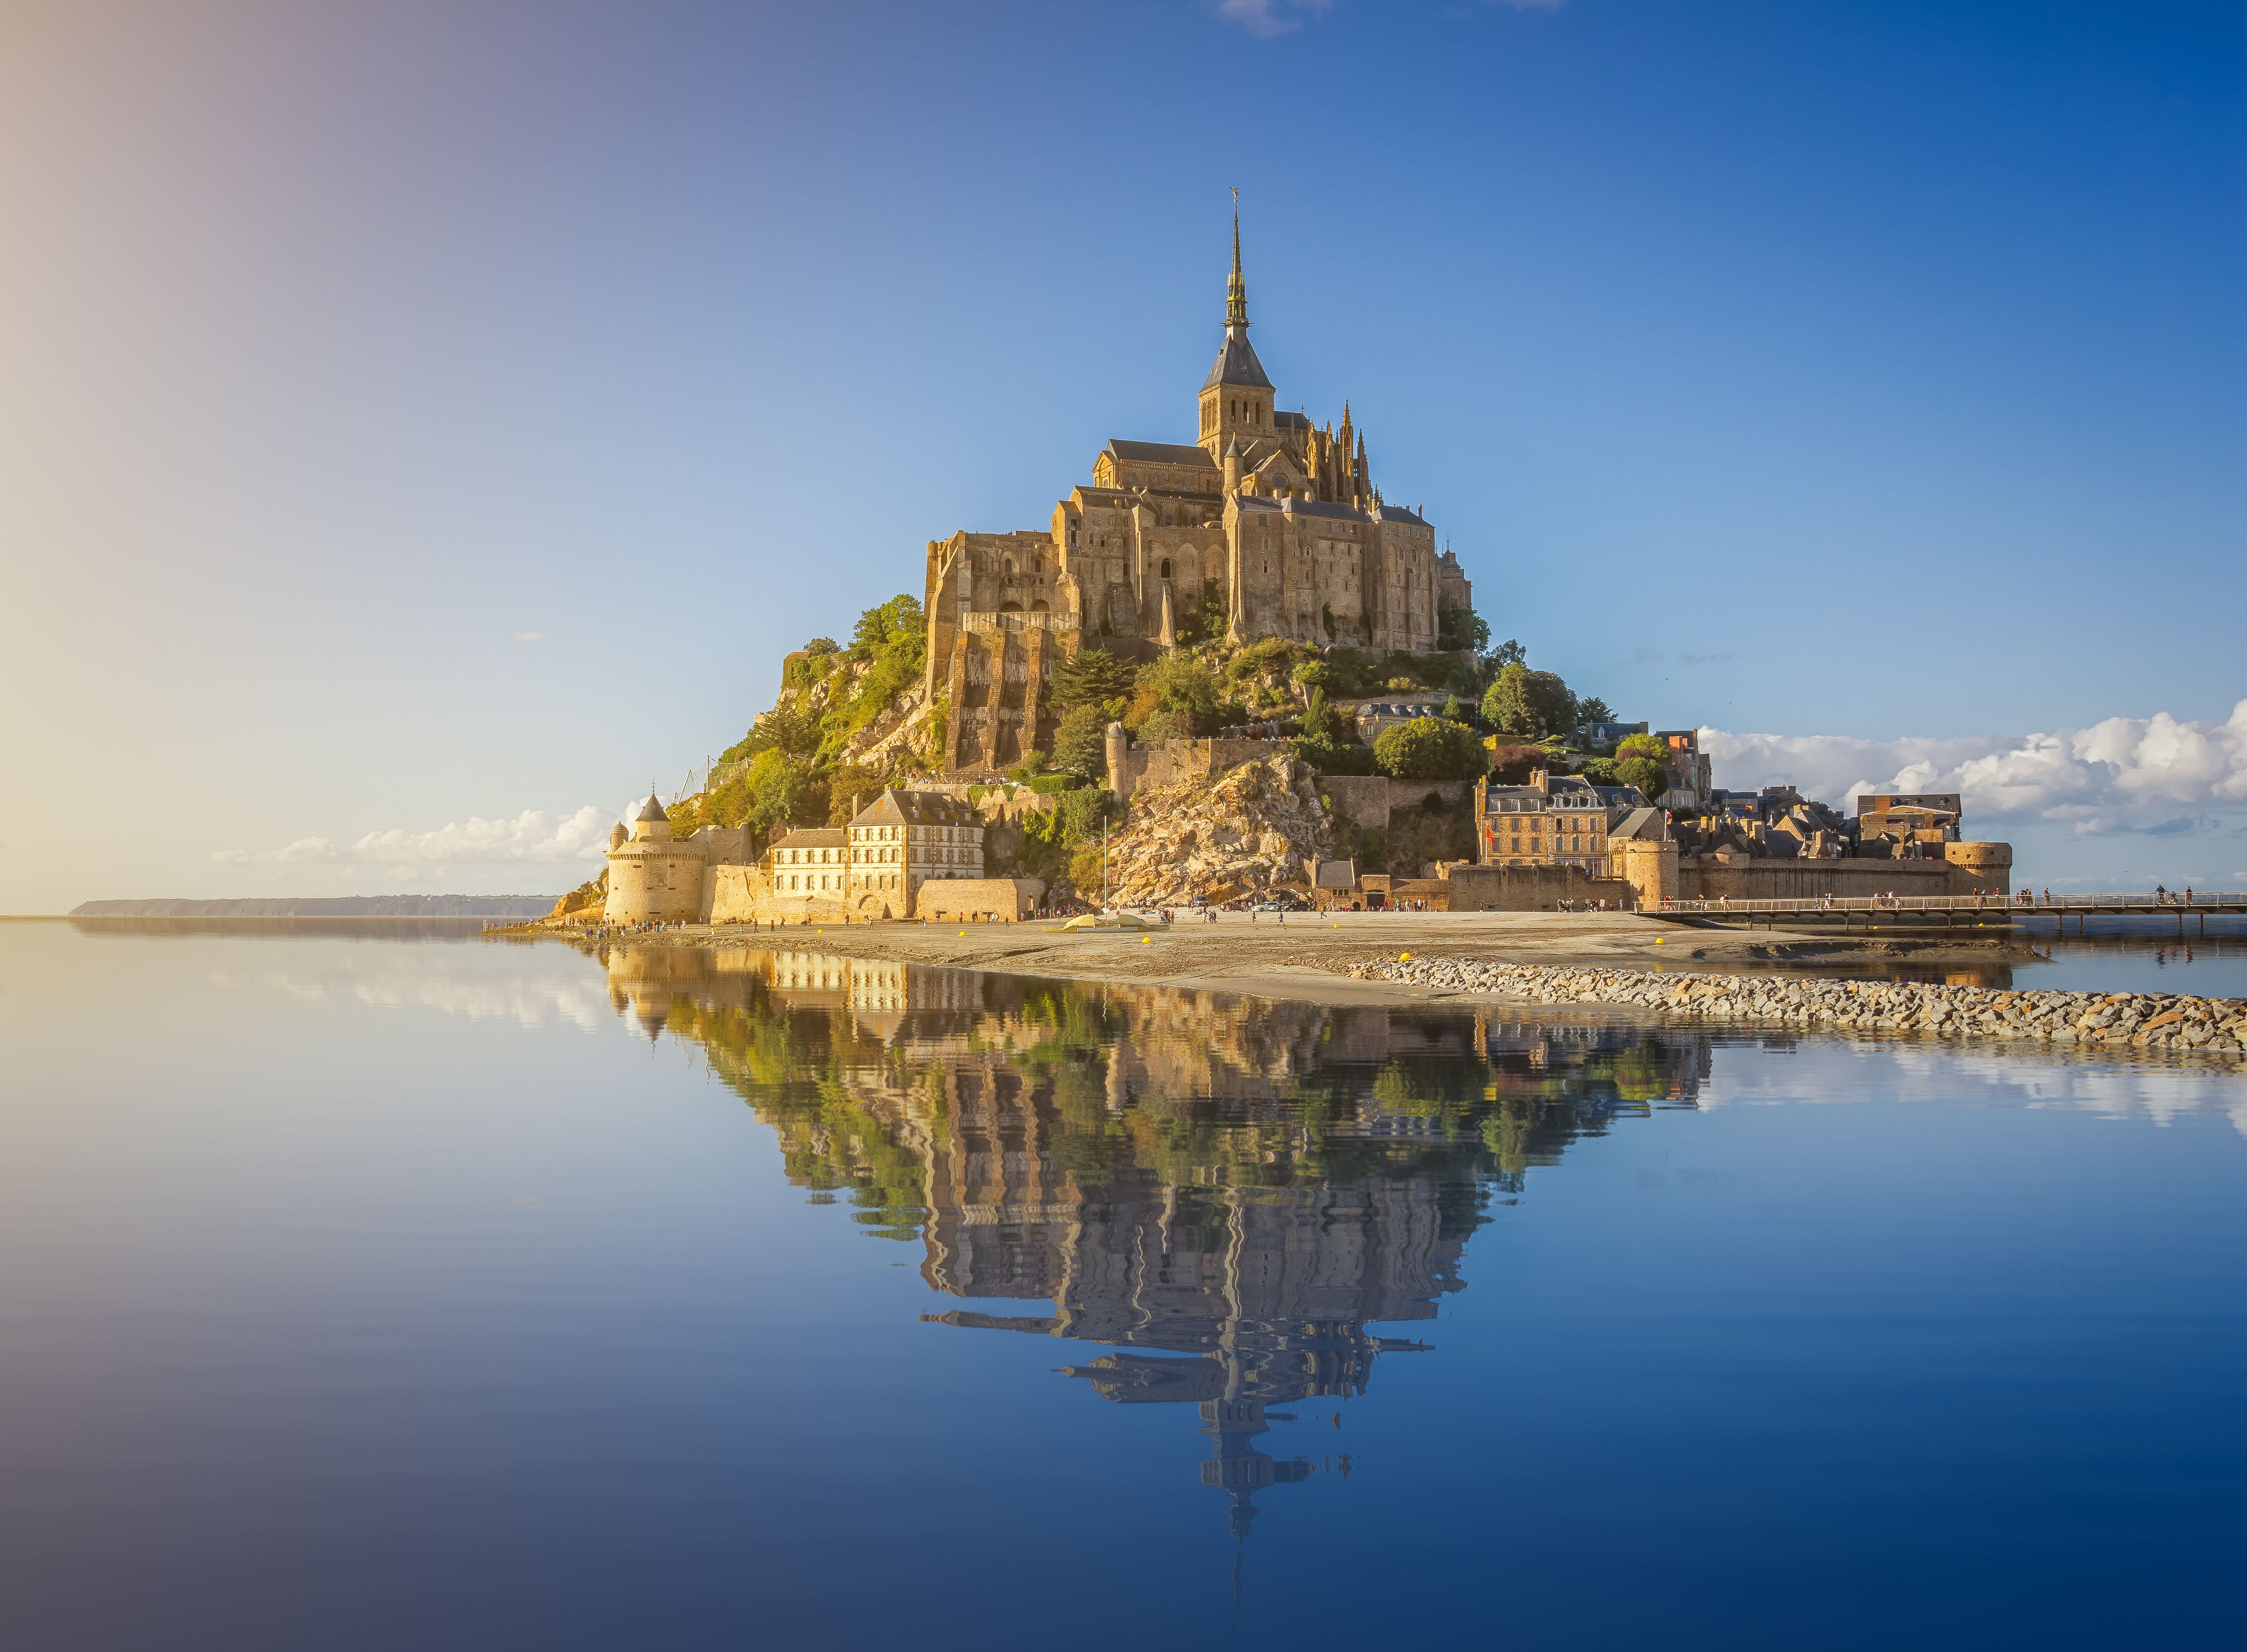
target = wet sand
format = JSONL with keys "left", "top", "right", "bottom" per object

{"left": 524, "top": 909, "right": 2023, "bottom": 1008}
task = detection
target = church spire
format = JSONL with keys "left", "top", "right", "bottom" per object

{"left": 1225, "top": 194, "right": 1249, "bottom": 331}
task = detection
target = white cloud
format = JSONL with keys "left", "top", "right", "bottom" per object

{"left": 512, "top": 631, "right": 543, "bottom": 644}
{"left": 1701, "top": 700, "right": 2247, "bottom": 835}
{"left": 1215, "top": 0, "right": 1332, "bottom": 37}
{"left": 214, "top": 804, "right": 616, "bottom": 867}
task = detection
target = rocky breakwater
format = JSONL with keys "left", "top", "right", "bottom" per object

{"left": 1341, "top": 956, "right": 2247, "bottom": 1060}
{"left": 1105, "top": 754, "right": 1330, "bottom": 907}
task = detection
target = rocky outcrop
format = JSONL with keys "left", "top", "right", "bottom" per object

{"left": 1104, "top": 755, "right": 1330, "bottom": 906}
{"left": 1342, "top": 956, "right": 2247, "bottom": 1059}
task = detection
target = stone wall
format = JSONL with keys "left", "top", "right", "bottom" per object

{"left": 1316, "top": 776, "right": 1470, "bottom": 832}
{"left": 710, "top": 866, "right": 901, "bottom": 926}
{"left": 1676, "top": 847, "right": 2013, "bottom": 903}
{"left": 1439, "top": 863, "right": 1637, "bottom": 911}
{"left": 1105, "top": 734, "right": 1290, "bottom": 802}
{"left": 911, "top": 878, "right": 1046, "bottom": 922}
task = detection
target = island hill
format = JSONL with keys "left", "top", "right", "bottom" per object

{"left": 555, "top": 221, "right": 2013, "bottom": 927}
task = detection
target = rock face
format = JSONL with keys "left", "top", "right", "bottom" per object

{"left": 1104, "top": 755, "right": 1330, "bottom": 906}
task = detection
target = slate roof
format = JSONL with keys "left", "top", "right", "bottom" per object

{"left": 1609, "top": 807, "right": 1667, "bottom": 841}
{"left": 1202, "top": 330, "right": 1273, "bottom": 391}
{"left": 635, "top": 794, "right": 666, "bottom": 822}
{"left": 1104, "top": 439, "right": 1218, "bottom": 468}
{"left": 852, "top": 789, "right": 982, "bottom": 829}
{"left": 769, "top": 827, "right": 845, "bottom": 851}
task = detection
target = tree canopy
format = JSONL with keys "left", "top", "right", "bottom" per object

{"left": 1128, "top": 653, "right": 1222, "bottom": 737}
{"left": 1051, "top": 703, "right": 1111, "bottom": 780}
{"left": 1480, "top": 663, "right": 1578, "bottom": 740}
{"left": 1372, "top": 717, "right": 1488, "bottom": 781}
{"left": 1050, "top": 646, "right": 1138, "bottom": 715}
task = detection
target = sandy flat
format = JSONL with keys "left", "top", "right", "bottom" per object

{"left": 550, "top": 908, "right": 2018, "bottom": 1003}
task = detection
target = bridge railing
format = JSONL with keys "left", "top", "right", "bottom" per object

{"left": 1654, "top": 892, "right": 2247, "bottom": 913}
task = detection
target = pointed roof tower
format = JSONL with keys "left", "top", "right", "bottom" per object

{"left": 1203, "top": 201, "right": 1271, "bottom": 392}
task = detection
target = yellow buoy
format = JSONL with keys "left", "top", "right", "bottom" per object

{"left": 1142, "top": 936, "right": 1152, "bottom": 944}
{"left": 1654, "top": 938, "right": 1663, "bottom": 946}
{"left": 1399, "top": 952, "right": 1410, "bottom": 962}
{"left": 957, "top": 930, "right": 965, "bottom": 937}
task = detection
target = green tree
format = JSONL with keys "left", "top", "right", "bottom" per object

{"left": 1437, "top": 596, "right": 1490, "bottom": 653}
{"left": 1616, "top": 732, "right": 1668, "bottom": 763}
{"left": 1051, "top": 646, "right": 1138, "bottom": 715}
{"left": 1128, "top": 653, "right": 1222, "bottom": 736}
{"left": 1300, "top": 687, "right": 1352, "bottom": 747}
{"left": 848, "top": 594, "right": 924, "bottom": 658}
{"left": 1480, "top": 663, "right": 1577, "bottom": 740}
{"left": 1486, "top": 637, "right": 1526, "bottom": 669}
{"left": 1576, "top": 695, "right": 1615, "bottom": 728}
{"left": 1617, "top": 756, "right": 1670, "bottom": 802}
{"left": 1372, "top": 717, "right": 1488, "bottom": 781}
{"left": 735, "top": 748, "right": 823, "bottom": 840}
{"left": 1051, "top": 703, "right": 1111, "bottom": 780}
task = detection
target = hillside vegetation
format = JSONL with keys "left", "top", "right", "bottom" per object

{"left": 655, "top": 590, "right": 1630, "bottom": 895}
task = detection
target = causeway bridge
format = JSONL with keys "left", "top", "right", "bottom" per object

{"left": 1650, "top": 892, "right": 2247, "bottom": 935}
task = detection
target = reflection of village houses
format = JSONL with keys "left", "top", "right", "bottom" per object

{"left": 594, "top": 945, "right": 1710, "bottom": 1535}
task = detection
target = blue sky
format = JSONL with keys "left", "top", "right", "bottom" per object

{"left": 2, "top": 0, "right": 2242, "bottom": 906}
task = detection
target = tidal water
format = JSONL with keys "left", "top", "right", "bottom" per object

{"left": 3, "top": 922, "right": 2244, "bottom": 1651}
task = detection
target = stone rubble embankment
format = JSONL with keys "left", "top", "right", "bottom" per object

{"left": 1342, "top": 956, "right": 2247, "bottom": 1059}
{"left": 1104, "top": 755, "right": 1331, "bottom": 907}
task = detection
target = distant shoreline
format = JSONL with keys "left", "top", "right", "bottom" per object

{"left": 68, "top": 896, "right": 556, "bottom": 919}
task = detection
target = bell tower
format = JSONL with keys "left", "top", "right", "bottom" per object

{"left": 1198, "top": 202, "right": 1274, "bottom": 464}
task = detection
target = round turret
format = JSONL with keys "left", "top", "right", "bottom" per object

{"left": 608, "top": 822, "right": 627, "bottom": 850}
{"left": 631, "top": 793, "right": 673, "bottom": 842}
{"left": 1105, "top": 721, "right": 1130, "bottom": 792}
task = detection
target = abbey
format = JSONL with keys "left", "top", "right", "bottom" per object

{"left": 925, "top": 215, "right": 1473, "bottom": 775}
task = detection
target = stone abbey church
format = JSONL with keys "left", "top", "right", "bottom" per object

{"left": 925, "top": 216, "right": 1473, "bottom": 776}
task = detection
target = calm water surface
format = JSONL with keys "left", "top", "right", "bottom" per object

{"left": 2, "top": 921, "right": 2243, "bottom": 1650}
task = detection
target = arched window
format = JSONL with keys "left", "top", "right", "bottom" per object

{"left": 1160, "top": 558, "right": 1172, "bottom": 580}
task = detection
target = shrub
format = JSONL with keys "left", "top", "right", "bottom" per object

{"left": 1372, "top": 717, "right": 1487, "bottom": 781}
{"left": 1295, "top": 738, "right": 1378, "bottom": 776}
{"left": 1487, "top": 743, "right": 1544, "bottom": 784}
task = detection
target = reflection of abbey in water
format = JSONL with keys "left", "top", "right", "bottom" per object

{"left": 597, "top": 945, "right": 1709, "bottom": 1535}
